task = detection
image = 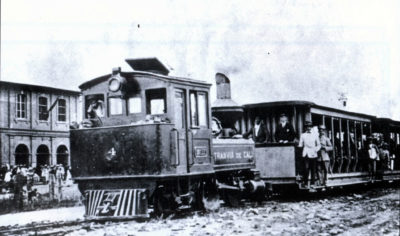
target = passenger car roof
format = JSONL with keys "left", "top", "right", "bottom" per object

{"left": 244, "top": 100, "right": 376, "bottom": 119}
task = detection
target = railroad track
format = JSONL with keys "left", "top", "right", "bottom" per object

{"left": 0, "top": 219, "right": 125, "bottom": 236}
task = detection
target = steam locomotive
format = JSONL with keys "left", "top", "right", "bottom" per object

{"left": 70, "top": 58, "right": 263, "bottom": 219}
{"left": 70, "top": 58, "right": 400, "bottom": 220}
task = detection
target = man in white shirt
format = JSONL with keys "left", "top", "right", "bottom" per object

{"left": 298, "top": 122, "right": 321, "bottom": 188}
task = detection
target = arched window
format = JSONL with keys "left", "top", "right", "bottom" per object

{"left": 56, "top": 145, "right": 69, "bottom": 166}
{"left": 15, "top": 144, "right": 29, "bottom": 166}
{"left": 36, "top": 145, "right": 50, "bottom": 166}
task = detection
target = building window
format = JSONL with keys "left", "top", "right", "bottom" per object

{"left": 58, "top": 99, "right": 67, "bottom": 122}
{"left": 36, "top": 145, "right": 50, "bottom": 166}
{"left": 15, "top": 144, "right": 30, "bottom": 166}
{"left": 56, "top": 145, "right": 69, "bottom": 166}
{"left": 16, "top": 94, "right": 27, "bottom": 119}
{"left": 109, "top": 97, "right": 123, "bottom": 115}
{"left": 128, "top": 97, "right": 142, "bottom": 114}
{"left": 38, "top": 97, "right": 48, "bottom": 121}
{"left": 190, "top": 91, "right": 208, "bottom": 127}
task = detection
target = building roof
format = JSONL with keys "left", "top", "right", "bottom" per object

{"left": 0, "top": 80, "right": 81, "bottom": 95}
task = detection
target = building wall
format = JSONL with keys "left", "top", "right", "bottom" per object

{"left": 0, "top": 82, "right": 80, "bottom": 167}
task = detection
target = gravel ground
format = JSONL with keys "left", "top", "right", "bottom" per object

{"left": 60, "top": 186, "right": 399, "bottom": 236}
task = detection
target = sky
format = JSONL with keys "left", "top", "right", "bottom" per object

{"left": 1, "top": 0, "right": 400, "bottom": 119}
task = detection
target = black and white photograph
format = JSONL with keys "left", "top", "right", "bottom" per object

{"left": 0, "top": 0, "right": 399, "bottom": 235}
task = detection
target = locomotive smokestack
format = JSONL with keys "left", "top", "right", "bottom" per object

{"left": 215, "top": 73, "right": 231, "bottom": 99}
{"left": 212, "top": 73, "right": 243, "bottom": 134}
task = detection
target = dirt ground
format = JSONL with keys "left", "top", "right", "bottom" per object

{"left": 64, "top": 186, "right": 399, "bottom": 236}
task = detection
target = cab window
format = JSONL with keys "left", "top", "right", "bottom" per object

{"left": 128, "top": 97, "right": 142, "bottom": 114}
{"left": 108, "top": 97, "right": 123, "bottom": 115}
{"left": 146, "top": 88, "right": 166, "bottom": 115}
{"left": 85, "top": 94, "right": 105, "bottom": 118}
{"left": 190, "top": 91, "right": 208, "bottom": 127}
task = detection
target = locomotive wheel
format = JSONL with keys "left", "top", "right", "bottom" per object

{"left": 153, "top": 187, "right": 175, "bottom": 217}
{"left": 225, "top": 189, "right": 241, "bottom": 207}
{"left": 191, "top": 182, "right": 205, "bottom": 211}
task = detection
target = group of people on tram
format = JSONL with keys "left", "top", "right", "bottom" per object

{"left": 239, "top": 113, "right": 397, "bottom": 189}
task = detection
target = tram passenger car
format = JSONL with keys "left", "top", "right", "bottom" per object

{"left": 70, "top": 58, "right": 260, "bottom": 219}
{"left": 212, "top": 77, "right": 400, "bottom": 191}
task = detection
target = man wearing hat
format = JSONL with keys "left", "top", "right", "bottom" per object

{"left": 275, "top": 113, "right": 296, "bottom": 143}
{"left": 298, "top": 121, "right": 321, "bottom": 188}
{"left": 243, "top": 116, "right": 270, "bottom": 144}
{"left": 86, "top": 96, "right": 104, "bottom": 127}
{"left": 318, "top": 125, "right": 333, "bottom": 186}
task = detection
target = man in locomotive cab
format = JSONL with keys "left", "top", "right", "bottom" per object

{"left": 298, "top": 121, "right": 321, "bottom": 189}
{"left": 86, "top": 96, "right": 104, "bottom": 127}
{"left": 275, "top": 113, "right": 296, "bottom": 143}
{"left": 243, "top": 116, "right": 270, "bottom": 144}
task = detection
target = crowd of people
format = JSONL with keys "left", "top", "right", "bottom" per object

{"left": 0, "top": 164, "right": 72, "bottom": 210}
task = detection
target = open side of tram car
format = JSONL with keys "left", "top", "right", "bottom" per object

{"left": 213, "top": 95, "right": 400, "bottom": 192}
{"left": 239, "top": 101, "right": 400, "bottom": 190}
{"left": 70, "top": 58, "right": 262, "bottom": 219}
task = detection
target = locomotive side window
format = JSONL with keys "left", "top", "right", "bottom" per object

{"left": 109, "top": 97, "right": 123, "bottom": 115}
{"left": 128, "top": 97, "right": 142, "bottom": 114}
{"left": 190, "top": 91, "right": 208, "bottom": 127}
{"left": 198, "top": 93, "right": 207, "bottom": 126}
{"left": 174, "top": 91, "right": 185, "bottom": 129}
{"left": 146, "top": 88, "right": 166, "bottom": 115}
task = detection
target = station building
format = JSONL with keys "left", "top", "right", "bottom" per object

{"left": 0, "top": 81, "right": 80, "bottom": 167}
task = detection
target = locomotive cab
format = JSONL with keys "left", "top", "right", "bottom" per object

{"left": 70, "top": 58, "right": 214, "bottom": 218}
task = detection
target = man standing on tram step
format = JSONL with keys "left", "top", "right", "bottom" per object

{"left": 243, "top": 116, "right": 270, "bottom": 144}
{"left": 275, "top": 113, "right": 296, "bottom": 143}
{"left": 367, "top": 136, "right": 380, "bottom": 181}
{"left": 298, "top": 121, "right": 321, "bottom": 189}
{"left": 318, "top": 125, "right": 333, "bottom": 187}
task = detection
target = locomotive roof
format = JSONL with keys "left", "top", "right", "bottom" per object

{"left": 79, "top": 70, "right": 211, "bottom": 90}
{"left": 243, "top": 100, "right": 376, "bottom": 120}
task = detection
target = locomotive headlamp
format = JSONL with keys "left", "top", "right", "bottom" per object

{"left": 108, "top": 77, "right": 122, "bottom": 92}
{"left": 108, "top": 68, "right": 127, "bottom": 93}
